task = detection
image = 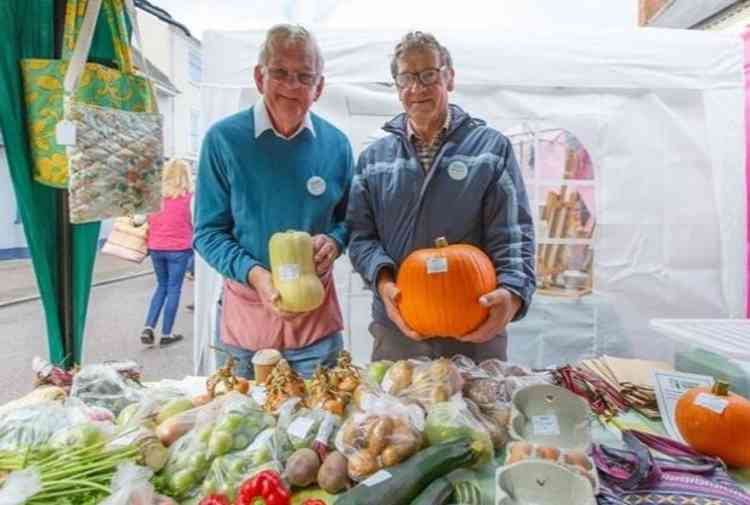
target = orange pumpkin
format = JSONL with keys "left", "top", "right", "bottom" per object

{"left": 675, "top": 380, "right": 750, "bottom": 467}
{"left": 396, "top": 237, "right": 497, "bottom": 337}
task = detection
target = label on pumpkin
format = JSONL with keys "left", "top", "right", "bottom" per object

{"left": 362, "top": 469, "right": 392, "bottom": 486}
{"left": 694, "top": 393, "right": 729, "bottom": 414}
{"left": 426, "top": 256, "right": 448, "bottom": 274}
{"left": 532, "top": 415, "right": 561, "bottom": 436}
{"left": 278, "top": 263, "right": 301, "bottom": 281}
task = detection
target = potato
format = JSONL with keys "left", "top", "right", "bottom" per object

{"left": 324, "top": 398, "right": 345, "bottom": 416}
{"left": 368, "top": 417, "right": 394, "bottom": 455}
{"left": 387, "top": 361, "right": 414, "bottom": 393}
{"left": 431, "top": 384, "right": 451, "bottom": 403}
{"left": 318, "top": 451, "right": 351, "bottom": 494}
{"left": 380, "top": 446, "right": 402, "bottom": 467}
{"left": 341, "top": 421, "right": 360, "bottom": 447}
{"left": 284, "top": 448, "right": 321, "bottom": 488}
{"left": 348, "top": 449, "right": 381, "bottom": 480}
{"left": 381, "top": 438, "right": 419, "bottom": 467}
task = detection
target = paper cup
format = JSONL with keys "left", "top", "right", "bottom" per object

{"left": 252, "top": 349, "right": 282, "bottom": 384}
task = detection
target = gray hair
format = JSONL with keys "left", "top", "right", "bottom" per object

{"left": 258, "top": 24, "right": 324, "bottom": 74}
{"left": 390, "top": 31, "right": 453, "bottom": 79}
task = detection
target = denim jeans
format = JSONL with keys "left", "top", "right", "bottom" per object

{"left": 213, "top": 299, "right": 343, "bottom": 379}
{"left": 145, "top": 249, "right": 192, "bottom": 335}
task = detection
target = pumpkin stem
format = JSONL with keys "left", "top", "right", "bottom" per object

{"left": 712, "top": 380, "right": 730, "bottom": 396}
{"left": 435, "top": 237, "right": 449, "bottom": 248}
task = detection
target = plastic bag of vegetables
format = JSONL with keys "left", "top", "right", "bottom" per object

{"left": 0, "top": 403, "right": 72, "bottom": 452}
{"left": 71, "top": 364, "right": 145, "bottom": 416}
{"left": 335, "top": 394, "right": 424, "bottom": 481}
{"left": 115, "top": 386, "right": 191, "bottom": 432}
{"left": 424, "top": 398, "right": 494, "bottom": 466}
{"left": 156, "top": 419, "right": 217, "bottom": 500}
{"left": 381, "top": 358, "right": 463, "bottom": 409}
{"left": 207, "top": 394, "right": 274, "bottom": 457}
{"left": 156, "top": 394, "right": 271, "bottom": 500}
{"left": 201, "top": 453, "right": 283, "bottom": 500}
{"left": 154, "top": 394, "right": 229, "bottom": 447}
{"left": 99, "top": 462, "right": 161, "bottom": 505}
{"left": 277, "top": 402, "right": 329, "bottom": 451}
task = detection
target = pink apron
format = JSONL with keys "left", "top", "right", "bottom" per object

{"left": 221, "top": 270, "right": 343, "bottom": 351}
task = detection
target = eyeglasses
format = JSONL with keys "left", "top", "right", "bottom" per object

{"left": 395, "top": 66, "right": 445, "bottom": 89}
{"left": 264, "top": 66, "right": 319, "bottom": 87}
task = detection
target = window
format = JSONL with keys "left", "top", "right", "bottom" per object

{"left": 509, "top": 126, "right": 596, "bottom": 298}
{"left": 188, "top": 46, "right": 202, "bottom": 83}
{"left": 190, "top": 108, "right": 200, "bottom": 154}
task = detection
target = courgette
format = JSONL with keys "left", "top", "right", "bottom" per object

{"left": 453, "top": 480, "right": 483, "bottom": 505}
{"left": 335, "top": 439, "right": 475, "bottom": 505}
{"left": 410, "top": 476, "right": 453, "bottom": 505}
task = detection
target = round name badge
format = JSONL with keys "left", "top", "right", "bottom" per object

{"left": 448, "top": 161, "right": 468, "bottom": 181}
{"left": 307, "top": 176, "right": 326, "bottom": 196}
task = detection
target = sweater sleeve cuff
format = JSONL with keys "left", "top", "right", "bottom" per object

{"left": 236, "top": 256, "right": 262, "bottom": 286}
{"left": 368, "top": 259, "right": 396, "bottom": 290}
{"left": 500, "top": 277, "right": 535, "bottom": 321}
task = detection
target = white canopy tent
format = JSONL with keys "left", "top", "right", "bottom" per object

{"left": 193, "top": 27, "right": 746, "bottom": 374}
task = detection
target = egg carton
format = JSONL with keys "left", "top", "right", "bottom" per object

{"left": 508, "top": 384, "right": 593, "bottom": 451}
{"left": 503, "top": 441, "right": 599, "bottom": 493}
{"left": 495, "top": 460, "right": 596, "bottom": 505}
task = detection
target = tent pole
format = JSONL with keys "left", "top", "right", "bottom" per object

{"left": 54, "top": 0, "right": 75, "bottom": 370}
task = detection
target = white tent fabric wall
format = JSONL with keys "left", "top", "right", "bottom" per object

{"left": 193, "top": 28, "right": 746, "bottom": 374}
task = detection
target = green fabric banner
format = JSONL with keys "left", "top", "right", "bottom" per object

{"left": 0, "top": 0, "right": 127, "bottom": 365}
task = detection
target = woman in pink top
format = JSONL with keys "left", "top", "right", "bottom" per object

{"left": 141, "top": 159, "right": 194, "bottom": 347}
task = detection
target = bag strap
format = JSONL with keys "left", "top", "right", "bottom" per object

{"left": 63, "top": 0, "right": 158, "bottom": 113}
{"left": 101, "top": 0, "right": 134, "bottom": 74}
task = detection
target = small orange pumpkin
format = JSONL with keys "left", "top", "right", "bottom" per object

{"left": 675, "top": 380, "right": 750, "bottom": 467}
{"left": 396, "top": 237, "right": 497, "bottom": 337}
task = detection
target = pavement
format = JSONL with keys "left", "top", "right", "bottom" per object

{"left": 0, "top": 252, "right": 375, "bottom": 406}
{"left": 0, "top": 254, "right": 195, "bottom": 405}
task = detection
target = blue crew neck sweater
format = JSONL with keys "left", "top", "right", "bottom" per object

{"left": 193, "top": 107, "right": 353, "bottom": 284}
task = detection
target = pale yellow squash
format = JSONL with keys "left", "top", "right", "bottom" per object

{"left": 269, "top": 230, "right": 325, "bottom": 312}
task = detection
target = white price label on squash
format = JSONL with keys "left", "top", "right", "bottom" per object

{"left": 426, "top": 256, "right": 448, "bottom": 274}
{"left": 363, "top": 469, "right": 392, "bottom": 487}
{"left": 278, "top": 263, "right": 300, "bottom": 281}
{"left": 288, "top": 416, "right": 316, "bottom": 439}
{"left": 694, "top": 393, "right": 729, "bottom": 414}
{"left": 532, "top": 415, "right": 561, "bottom": 436}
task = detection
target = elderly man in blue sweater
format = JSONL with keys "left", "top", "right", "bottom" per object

{"left": 194, "top": 25, "right": 353, "bottom": 378}
{"left": 347, "top": 31, "right": 536, "bottom": 362}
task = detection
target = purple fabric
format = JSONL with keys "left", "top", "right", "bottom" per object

{"left": 593, "top": 430, "right": 750, "bottom": 505}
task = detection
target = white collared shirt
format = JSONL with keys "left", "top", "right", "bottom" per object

{"left": 253, "top": 97, "right": 316, "bottom": 140}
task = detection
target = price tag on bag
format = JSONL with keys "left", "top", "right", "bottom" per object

{"left": 363, "top": 469, "right": 392, "bottom": 486}
{"left": 55, "top": 120, "right": 77, "bottom": 146}
{"left": 694, "top": 393, "right": 729, "bottom": 414}
{"left": 288, "top": 416, "right": 316, "bottom": 440}
{"left": 426, "top": 256, "right": 448, "bottom": 274}
{"left": 532, "top": 415, "right": 561, "bottom": 436}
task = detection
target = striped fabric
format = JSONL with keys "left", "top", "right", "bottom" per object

{"left": 407, "top": 108, "right": 452, "bottom": 172}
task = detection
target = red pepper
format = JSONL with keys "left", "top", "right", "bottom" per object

{"left": 200, "top": 495, "right": 231, "bottom": 505}
{"left": 235, "top": 470, "right": 291, "bottom": 505}
{"left": 301, "top": 500, "right": 327, "bottom": 505}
